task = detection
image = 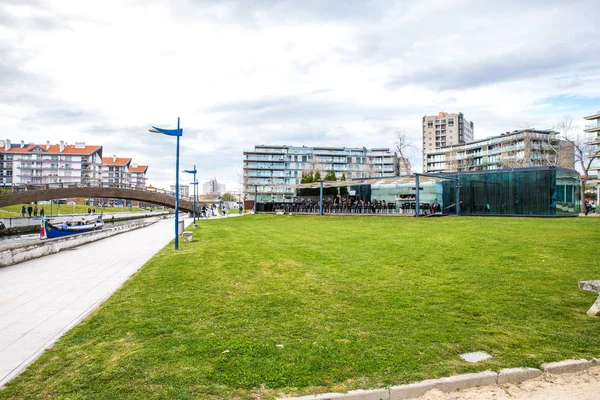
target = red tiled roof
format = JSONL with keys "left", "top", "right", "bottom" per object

{"left": 102, "top": 157, "right": 132, "bottom": 166}
{"left": 7, "top": 144, "right": 102, "bottom": 155}
{"left": 129, "top": 165, "right": 148, "bottom": 173}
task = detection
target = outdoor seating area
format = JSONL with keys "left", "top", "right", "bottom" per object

{"left": 255, "top": 200, "right": 439, "bottom": 215}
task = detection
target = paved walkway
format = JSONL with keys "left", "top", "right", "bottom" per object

{"left": 0, "top": 217, "right": 190, "bottom": 386}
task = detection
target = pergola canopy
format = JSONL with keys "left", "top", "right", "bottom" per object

{"left": 257, "top": 174, "right": 452, "bottom": 190}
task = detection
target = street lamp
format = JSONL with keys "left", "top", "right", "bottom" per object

{"left": 149, "top": 118, "right": 183, "bottom": 250}
{"left": 184, "top": 165, "right": 198, "bottom": 224}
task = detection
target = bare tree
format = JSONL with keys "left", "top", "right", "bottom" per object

{"left": 393, "top": 127, "right": 413, "bottom": 175}
{"left": 554, "top": 115, "right": 600, "bottom": 205}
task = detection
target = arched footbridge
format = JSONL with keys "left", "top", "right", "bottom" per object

{"left": 0, "top": 186, "right": 198, "bottom": 213}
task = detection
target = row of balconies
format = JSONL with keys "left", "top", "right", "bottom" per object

{"left": 16, "top": 165, "right": 101, "bottom": 171}
{"left": 244, "top": 155, "right": 286, "bottom": 162}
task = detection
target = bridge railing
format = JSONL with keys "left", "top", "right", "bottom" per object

{"left": 3, "top": 182, "right": 195, "bottom": 202}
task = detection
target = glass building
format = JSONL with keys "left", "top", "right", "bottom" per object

{"left": 254, "top": 166, "right": 580, "bottom": 217}
{"left": 440, "top": 167, "right": 579, "bottom": 216}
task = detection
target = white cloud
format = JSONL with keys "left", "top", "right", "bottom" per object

{"left": 1, "top": 0, "right": 599, "bottom": 188}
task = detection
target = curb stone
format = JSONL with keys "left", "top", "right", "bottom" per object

{"left": 497, "top": 368, "right": 542, "bottom": 384}
{"left": 541, "top": 359, "right": 595, "bottom": 374}
{"left": 279, "top": 359, "right": 600, "bottom": 400}
{"left": 288, "top": 389, "right": 389, "bottom": 400}
{"left": 390, "top": 371, "right": 497, "bottom": 400}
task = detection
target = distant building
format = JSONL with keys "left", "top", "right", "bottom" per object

{"left": 203, "top": 178, "right": 226, "bottom": 195}
{"left": 129, "top": 164, "right": 148, "bottom": 190}
{"left": 102, "top": 155, "right": 132, "bottom": 187}
{"left": 170, "top": 183, "right": 190, "bottom": 197}
{"left": 424, "top": 129, "right": 574, "bottom": 173}
{"left": 243, "top": 145, "right": 399, "bottom": 202}
{"left": 398, "top": 157, "right": 411, "bottom": 176}
{"left": 423, "top": 112, "right": 474, "bottom": 171}
{"left": 584, "top": 110, "right": 600, "bottom": 199}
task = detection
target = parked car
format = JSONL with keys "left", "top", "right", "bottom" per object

{"left": 67, "top": 201, "right": 76, "bottom": 205}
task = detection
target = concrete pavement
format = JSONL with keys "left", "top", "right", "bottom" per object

{"left": 0, "top": 216, "right": 190, "bottom": 387}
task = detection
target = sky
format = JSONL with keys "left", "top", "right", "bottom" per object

{"left": 2, "top": 0, "right": 600, "bottom": 192}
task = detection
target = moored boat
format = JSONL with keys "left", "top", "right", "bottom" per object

{"left": 40, "top": 216, "right": 104, "bottom": 239}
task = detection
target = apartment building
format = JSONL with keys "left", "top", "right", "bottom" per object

{"left": 202, "top": 178, "right": 226, "bottom": 195}
{"left": 0, "top": 140, "right": 103, "bottom": 186}
{"left": 170, "top": 183, "right": 190, "bottom": 197}
{"left": 422, "top": 112, "right": 474, "bottom": 171}
{"left": 101, "top": 156, "right": 132, "bottom": 187}
{"left": 425, "top": 129, "right": 574, "bottom": 173}
{"left": 243, "top": 145, "right": 399, "bottom": 202}
{"left": 129, "top": 164, "right": 149, "bottom": 189}
{"left": 584, "top": 111, "right": 600, "bottom": 197}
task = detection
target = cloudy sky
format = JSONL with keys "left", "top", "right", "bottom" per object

{"left": 2, "top": 0, "right": 599, "bottom": 191}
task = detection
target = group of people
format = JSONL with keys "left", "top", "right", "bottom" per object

{"left": 583, "top": 198, "right": 596, "bottom": 215}
{"left": 20, "top": 204, "right": 44, "bottom": 218}
{"left": 320, "top": 196, "right": 392, "bottom": 213}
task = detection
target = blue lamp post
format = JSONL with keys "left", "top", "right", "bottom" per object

{"left": 149, "top": 118, "right": 183, "bottom": 250}
{"left": 184, "top": 165, "right": 197, "bottom": 224}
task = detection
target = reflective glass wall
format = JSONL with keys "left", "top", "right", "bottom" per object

{"left": 441, "top": 167, "right": 579, "bottom": 216}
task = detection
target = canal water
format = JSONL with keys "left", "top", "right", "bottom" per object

{"left": 0, "top": 215, "right": 169, "bottom": 249}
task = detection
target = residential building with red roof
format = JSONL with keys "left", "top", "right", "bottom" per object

{"left": 0, "top": 139, "right": 103, "bottom": 186}
{"left": 0, "top": 140, "right": 151, "bottom": 201}
{"left": 101, "top": 155, "right": 132, "bottom": 187}
{"left": 129, "top": 163, "right": 148, "bottom": 189}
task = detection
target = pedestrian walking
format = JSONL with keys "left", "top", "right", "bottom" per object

{"left": 21, "top": 205, "right": 26, "bottom": 217}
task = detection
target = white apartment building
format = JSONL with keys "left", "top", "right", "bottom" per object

{"left": 425, "top": 129, "right": 574, "bottom": 173}
{"left": 170, "top": 183, "right": 190, "bottom": 197}
{"left": 0, "top": 140, "right": 103, "bottom": 186}
{"left": 584, "top": 111, "right": 600, "bottom": 198}
{"left": 243, "top": 145, "right": 399, "bottom": 202}
{"left": 422, "top": 112, "right": 474, "bottom": 171}
{"left": 129, "top": 164, "right": 149, "bottom": 189}
{"left": 101, "top": 156, "right": 132, "bottom": 187}
{"left": 202, "top": 178, "right": 226, "bottom": 195}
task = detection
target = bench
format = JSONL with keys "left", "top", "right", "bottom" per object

{"left": 578, "top": 280, "right": 600, "bottom": 316}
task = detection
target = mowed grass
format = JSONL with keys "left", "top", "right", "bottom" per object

{"left": 1, "top": 215, "right": 599, "bottom": 399}
{"left": 0, "top": 204, "right": 150, "bottom": 218}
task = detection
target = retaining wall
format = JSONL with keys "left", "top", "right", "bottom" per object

{"left": 0, "top": 217, "right": 166, "bottom": 268}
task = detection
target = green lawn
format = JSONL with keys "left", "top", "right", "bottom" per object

{"left": 1, "top": 215, "right": 599, "bottom": 399}
{"left": 0, "top": 204, "right": 151, "bottom": 218}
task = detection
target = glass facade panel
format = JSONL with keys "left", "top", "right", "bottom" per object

{"left": 441, "top": 167, "right": 578, "bottom": 216}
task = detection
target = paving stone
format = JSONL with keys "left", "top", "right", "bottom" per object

{"left": 460, "top": 351, "right": 492, "bottom": 363}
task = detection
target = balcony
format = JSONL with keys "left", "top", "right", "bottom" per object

{"left": 584, "top": 123, "right": 600, "bottom": 133}
{"left": 584, "top": 135, "right": 600, "bottom": 145}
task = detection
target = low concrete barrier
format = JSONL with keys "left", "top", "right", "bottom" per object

{"left": 0, "top": 217, "right": 163, "bottom": 268}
